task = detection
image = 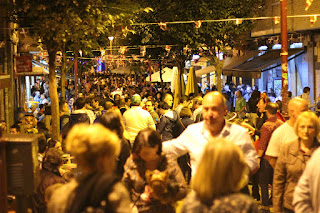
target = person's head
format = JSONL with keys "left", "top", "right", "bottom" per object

{"left": 40, "top": 94, "right": 46, "bottom": 99}
{"left": 132, "top": 128, "right": 162, "bottom": 162}
{"left": 74, "top": 97, "right": 86, "bottom": 110}
{"left": 192, "top": 138, "right": 249, "bottom": 204}
{"left": 265, "top": 102, "right": 278, "bottom": 118}
{"left": 42, "top": 148, "right": 64, "bottom": 172}
{"left": 59, "top": 102, "right": 69, "bottom": 113}
{"left": 10, "top": 124, "right": 20, "bottom": 134}
{"left": 288, "top": 98, "right": 308, "bottom": 122}
{"left": 131, "top": 94, "right": 142, "bottom": 106}
{"left": 103, "top": 101, "right": 114, "bottom": 111}
{"left": 303, "top": 87, "right": 311, "bottom": 94}
{"left": 246, "top": 86, "right": 252, "bottom": 94}
{"left": 156, "top": 92, "right": 162, "bottom": 100}
{"left": 180, "top": 96, "right": 190, "bottom": 107}
{"left": 236, "top": 90, "right": 242, "bottom": 98}
{"left": 163, "top": 93, "right": 173, "bottom": 108}
{"left": 256, "top": 96, "right": 271, "bottom": 113}
{"left": 294, "top": 111, "right": 319, "bottom": 142}
{"left": 99, "top": 111, "right": 124, "bottom": 139}
{"left": 202, "top": 92, "right": 227, "bottom": 131}
{"left": 37, "top": 133, "right": 47, "bottom": 154}
{"left": 158, "top": 101, "right": 170, "bottom": 115}
{"left": 66, "top": 124, "right": 120, "bottom": 174}
{"left": 192, "top": 96, "right": 203, "bottom": 110}
{"left": 145, "top": 100, "right": 155, "bottom": 113}
{"left": 47, "top": 139, "right": 62, "bottom": 151}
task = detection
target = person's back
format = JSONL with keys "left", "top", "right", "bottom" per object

{"left": 123, "top": 94, "right": 155, "bottom": 144}
{"left": 181, "top": 139, "right": 258, "bottom": 213}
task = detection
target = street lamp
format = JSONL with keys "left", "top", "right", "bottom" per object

{"left": 108, "top": 36, "right": 114, "bottom": 55}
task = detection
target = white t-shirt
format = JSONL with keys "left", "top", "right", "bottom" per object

{"left": 265, "top": 122, "right": 297, "bottom": 157}
{"left": 123, "top": 106, "right": 156, "bottom": 144}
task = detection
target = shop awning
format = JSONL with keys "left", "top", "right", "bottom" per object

{"left": 195, "top": 65, "right": 216, "bottom": 76}
{"left": 16, "top": 66, "right": 49, "bottom": 76}
{"left": 222, "top": 48, "right": 305, "bottom": 78}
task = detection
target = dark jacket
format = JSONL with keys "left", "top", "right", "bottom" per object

{"left": 255, "top": 112, "right": 268, "bottom": 137}
{"left": 157, "top": 110, "right": 181, "bottom": 141}
{"left": 32, "top": 169, "right": 65, "bottom": 213}
{"left": 69, "top": 112, "right": 90, "bottom": 127}
{"left": 176, "top": 117, "right": 194, "bottom": 136}
{"left": 116, "top": 139, "right": 131, "bottom": 177}
{"left": 62, "top": 112, "right": 90, "bottom": 139}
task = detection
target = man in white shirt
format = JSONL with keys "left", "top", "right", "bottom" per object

{"left": 163, "top": 91, "right": 258, "bottom": 177}
{"left": 123, "top": 94, "right": 156, "bottom": 144}
{"left": 265, "top": 97, "right": 308, "bottom": 167}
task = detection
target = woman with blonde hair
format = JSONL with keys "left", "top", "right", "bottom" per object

{"left": 47, "top": 124, "right": 133, "bottom": 213}
{"left": 273, "top": 111, "right": 320, "bottom": 213}
{"left": 181, "top": 138, "right": 258, "bottom": 213}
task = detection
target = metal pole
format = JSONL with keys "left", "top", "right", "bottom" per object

{"left": 74, "top": 55, "right": 78, "bottom": 97}
{"left": 280, "top": 0, "right": 289, "bottom": 115}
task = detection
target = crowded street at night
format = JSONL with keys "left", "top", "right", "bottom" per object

{"left": 1, "top": 0, "right": 320, "bottom": 212}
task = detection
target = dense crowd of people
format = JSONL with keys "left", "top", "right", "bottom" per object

{"left": 1, "top": 71, "right": 320, "bottom": 213}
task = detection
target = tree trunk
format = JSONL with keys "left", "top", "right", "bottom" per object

{"left": 74, "top": 54, "right": 78, "bottom": 97}
{"left": 159, "top": 59, "right": 163, "bottom": 89}
{"left": 48, "top": 50, "right": 60, "bottom": 140}
{"left": 60, "top": 45, "right": 66, "bottom": 102}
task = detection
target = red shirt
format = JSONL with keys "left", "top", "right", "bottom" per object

{"left": 259, "top": 116, "right": 284, "bottom": 159}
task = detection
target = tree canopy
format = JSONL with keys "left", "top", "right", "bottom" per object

{"left": 9, "top": 0, "right": 143, "bottom": 139}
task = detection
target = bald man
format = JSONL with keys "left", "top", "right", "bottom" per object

{"left": 265, "top": 97, "right": 308, "bottom": 168}
{"left": 162, "top": 91, "right": 258, "bottom": 177}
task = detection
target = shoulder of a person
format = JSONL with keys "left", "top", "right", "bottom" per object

{"left": 229, "top": 122, "right": 248, "bottom": 133}
{"left": 281, "top": 139, "right": 299, "bottom": 154}
{"left": 49, "top": 179, "right": 78, "bottom": 203}
{"left": 271, "top": 122, "right": 288, "bottom": 135}
{"left": 185, "top": 121, "right": 204, "bottom": 131}
{"left": 219, "top": 193, "right": 255, "bottom": 203}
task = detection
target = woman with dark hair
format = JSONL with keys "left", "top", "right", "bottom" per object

{"left": 123, "top": 128, "right": 187, "bottom": 213}
{"left": 100, "top": 111, "right": 131, "bottom": 177}
{"left": 33, "top": 148, "right": 65, "bottom": 213}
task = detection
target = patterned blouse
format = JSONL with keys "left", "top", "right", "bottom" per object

{"left": 122, "top": 154, "right": 187, "bottom": 213}
{"left": 181, "top": 192, "right": 258, "bottom": 213}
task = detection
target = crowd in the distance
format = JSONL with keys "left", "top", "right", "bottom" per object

{"left": 1, "top": 71, "right": 320, "bottom": 213}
